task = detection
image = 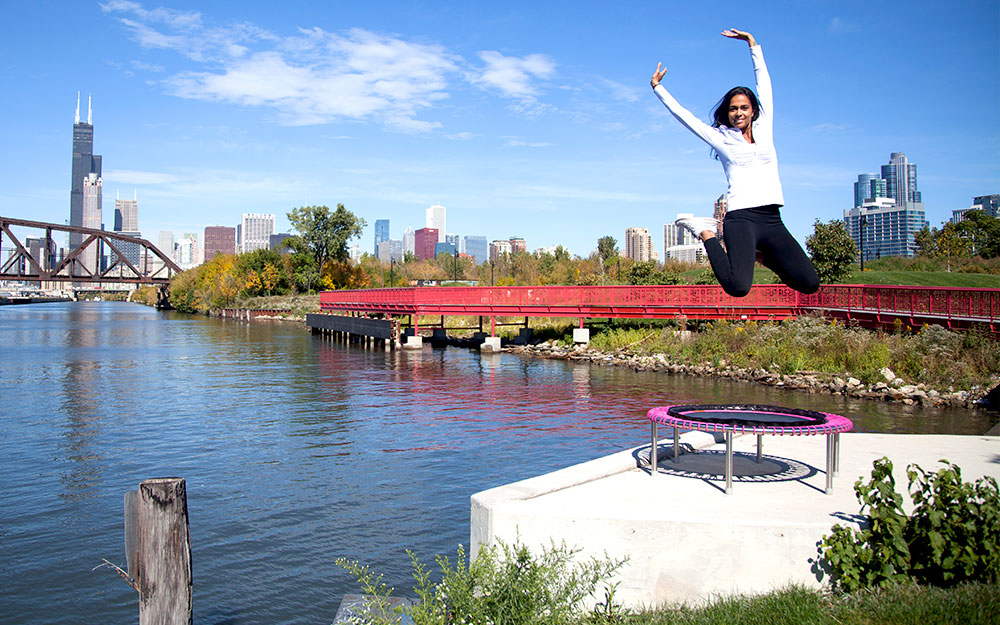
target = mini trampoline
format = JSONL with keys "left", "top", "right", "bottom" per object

{"left": 646, "top": 404, "right": 853, "bottom": 494}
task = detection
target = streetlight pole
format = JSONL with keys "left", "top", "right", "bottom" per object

{"left": 389, "top": 257, "right": 394, "bottom": 287}
{"left": 859, "top": 214, "right": 867, "bottom": 271}
{"left": 454, "top": 249, "right": 459, "bottom": 283}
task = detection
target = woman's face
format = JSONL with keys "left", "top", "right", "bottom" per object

{"left": 727, "top": 94, "right": 753, "bottom": 131}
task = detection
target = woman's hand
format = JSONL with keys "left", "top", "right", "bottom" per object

{"left": 650, "top": 62, "right": 667, "bottom": 88}
{"left": 721, "top": 28, "right": 757, "bottom": 47}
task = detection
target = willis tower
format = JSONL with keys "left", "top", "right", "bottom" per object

{"left": 70, "top": 92, "right": 102, "bottom": 252}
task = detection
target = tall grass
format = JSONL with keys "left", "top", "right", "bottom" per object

{"left": 625, "top": 582, "right": 999, "bottom": 625}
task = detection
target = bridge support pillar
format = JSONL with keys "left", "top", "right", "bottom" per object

{"left": 481, "top": 336, "right": 501, "bottom": 353}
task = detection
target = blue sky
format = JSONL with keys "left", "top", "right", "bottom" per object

{"left": 1, "top": 1, "right": 998, "bottom": 258}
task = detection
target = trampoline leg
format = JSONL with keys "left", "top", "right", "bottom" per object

{"left": 756, "top": 434, "right": 763, "bottom": 463}
{"left": 725, "top": 431, "right": 733, "bottom": 495}
{"left": 650, "top": 422, "right": 657, "bottom": 476}
{"left": 673, "top": 426, "right": 679, "bottom": 462}
{"left": 825, "top": 434, "right": 834, "bottom": 495}
{"left": 834, "top": 433, "right": 841, "bottom": 476}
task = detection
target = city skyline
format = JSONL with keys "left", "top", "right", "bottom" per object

{"left": 2, "top": 2, "right": 998, "bottom": 259}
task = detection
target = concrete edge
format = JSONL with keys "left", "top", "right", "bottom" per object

{"left": 472, "top": 430, "right": 716, "bottom": 507}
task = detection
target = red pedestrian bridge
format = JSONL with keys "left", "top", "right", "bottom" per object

{"left": 319, "top": 284, "right": 999, "bottom": 335}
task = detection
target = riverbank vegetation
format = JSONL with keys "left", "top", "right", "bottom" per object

{"left": 583, "top": 314, "right": 1000, "bottom": 393}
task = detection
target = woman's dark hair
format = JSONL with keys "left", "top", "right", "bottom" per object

{"left": 712, "top": 86, "right": 760, "bottom": 128}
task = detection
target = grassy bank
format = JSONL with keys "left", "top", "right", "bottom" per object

{"left": 623, "top": 582, "right": 998, "bottom": 625}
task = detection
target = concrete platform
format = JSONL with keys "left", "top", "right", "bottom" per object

{"left": 470, "top": 432, "right": 1000, "bottom": 609}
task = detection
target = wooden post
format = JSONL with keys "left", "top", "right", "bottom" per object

{"left": 136, "top": 477, "right": 192, "bottom": 625}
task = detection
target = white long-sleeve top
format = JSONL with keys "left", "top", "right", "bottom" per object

{"left": 653, "top": 45, "right": 784, "bottom": 211}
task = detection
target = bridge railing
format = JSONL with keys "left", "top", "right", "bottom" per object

{"left": 319, "top": 283, "right": 999, "bottom": 331}
{"left": 799, "top": 284, "right": 999, "bottom": 324}
{"left": 320, "top": 284, "right": 801, "bottom": 318}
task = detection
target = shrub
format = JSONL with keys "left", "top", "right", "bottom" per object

{"left": 821, "top": 457, "right": 1000, "bottom": 592}
{"left": 337, "top": 540, "right": 626, "bottom": 625}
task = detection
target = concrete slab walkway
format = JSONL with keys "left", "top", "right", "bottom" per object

{"left": 470, "top": 432, "right": 1000, "bottom": 609}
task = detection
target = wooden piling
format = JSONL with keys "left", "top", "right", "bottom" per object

{"left": 136, "top": 477, "right": 192, "bottom": 625}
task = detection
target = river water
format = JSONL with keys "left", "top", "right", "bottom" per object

{"left": 1, "top": 302, "right": 995, "bottom": 624}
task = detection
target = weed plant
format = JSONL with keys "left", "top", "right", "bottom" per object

{"left": 338, "top": 540, "right": 625, "bottom": 625}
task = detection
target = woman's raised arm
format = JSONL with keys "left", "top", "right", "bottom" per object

{"left": 721, "top": 28, "right": 757, "bottom": 47}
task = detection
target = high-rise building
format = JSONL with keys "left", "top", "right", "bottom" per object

{"left": 158, "top": 231, "right": 176, "bottom": 261}
{"left": 415, "top": 227, "right": 439, "bottom": 260}
{"left": 880, "top": 152, "right": 921, "bottom": 208}
{"left": 847, "top": 153, "right": 926, "bottom": 259}
{"left": 70, "top": 93, "right": 102, "bottom": 255}
{"left": 844, "top": 197, "right": 928, "bottom": 260}
{"left": 464, "top": 236, "right": 487, "bottom": 264}
{"left": 403, "top": 226, "right": 415, "bottom": 256}
{"left": 972, "top": 194, "right": 999, "bottom": 218}
{"left": 853, "top": 173, "right": 887, "bottom": 208}
{"left": 114, "top": 191, "right": 138, "bottom": 233}
{"left": 426, "top": 204, "right": 446, "bottom": 243}
{"left": 625, "top": 227, "right": 653, "bottom": 262}
{"left": 489, "top": 239, "right": 512, "bottom": 262}
{"left": 435, "top": 241, "right": 457, "bottom": 258}
{"left": 204, "top": 226, "right": 237, "bottom": 259}
{"left": 269, "top": 233, "right": 293, "bottom": 253}
{"left": 377, "top": 239, "right": 404, "bottom": 264}
{"left": 446, "top": 233, "right": 461, "bottom": 253}
{"left": 110, "top": 191, "right": 141, "bottom": 271}
{"left": 509, "top": 237, "right": 526, "bottom": 254}
{"left": 713, "top": 195, "right": 728, "bottom": 238}
{"left": 374, "top": 219, "right": 390, "bottom": 257}
{"left": 240, "top": 213, "right": 275, "bottom": 253}
{"left": 80, "top": 172, "right": 103, "bottom": 274}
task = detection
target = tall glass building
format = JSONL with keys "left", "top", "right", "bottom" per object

{"left": 880, "top": 152, "right": 921, "bottom": 207}
{"left": 463, "top": 235, "right": 487, "bottom": 264}
{"left": 374, "top": 219, "right": 390, "bottom": 257}
{"left": 844, "top": 198, "right": 928, "bottom": 260}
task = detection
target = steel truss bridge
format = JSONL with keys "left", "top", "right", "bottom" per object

{"left": 0, "top": 216, "right": 181, "bottom": 289}
{"left": 320, "top": 284, "right": 999, "bottom": 335}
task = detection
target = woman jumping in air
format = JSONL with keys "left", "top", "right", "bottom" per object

{"left": 651, "top": 28, "right": 819, "bottom": 297}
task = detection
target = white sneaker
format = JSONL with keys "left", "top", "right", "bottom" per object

{"left": 675, "top": 216, "right": 718, "bottom": 238}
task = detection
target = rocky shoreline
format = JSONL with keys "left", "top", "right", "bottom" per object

{"left": 504, "top": 341, "right": 997, "bottom": 410}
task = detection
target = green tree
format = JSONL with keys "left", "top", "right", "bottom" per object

{"left": 597, "top": 236, "right": 617, "bottom": 262}
{"left": 937, "top": 222, "right": 972, "bottom": 271}
{"left": 806, "top": 219, "right": 857, "bottom": 283}
{"left": 625, "top": 261, "right": 680, "bottom": 285}
{"left": 914, "top": 225, "right": 937, "bottom": 257}
{"left": 956, "top": 210, "right": 1000, "bottom": 258}
{"left": 287, "top": 204, "right": 365, "bottom": 270}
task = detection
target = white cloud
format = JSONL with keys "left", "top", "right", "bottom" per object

{"left": 598, "top": 77, "right": 641, "bottom": 103}
{"left": 828, "top": 17, "right": 861, "bottom": 34}
{"left": 446, "top": 131, "right": 476, "bottom": 141}
{"left": 472, "top": 50, "right": 555, "bottom": 101}
{"left": 131, "top": 60, "right": 165, "bottom": 72}
{"left": 103, "top": 169, "right": 182, "bottom": 185}
{"left": 103, "top": 3, "right": 460, "bottom": 131}
{"left": 505, "top": 140, "right": 552, "bottom": 148}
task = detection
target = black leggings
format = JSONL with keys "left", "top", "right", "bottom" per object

{"left": 703, "top": 205, "right": 819, "bottom": 297}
